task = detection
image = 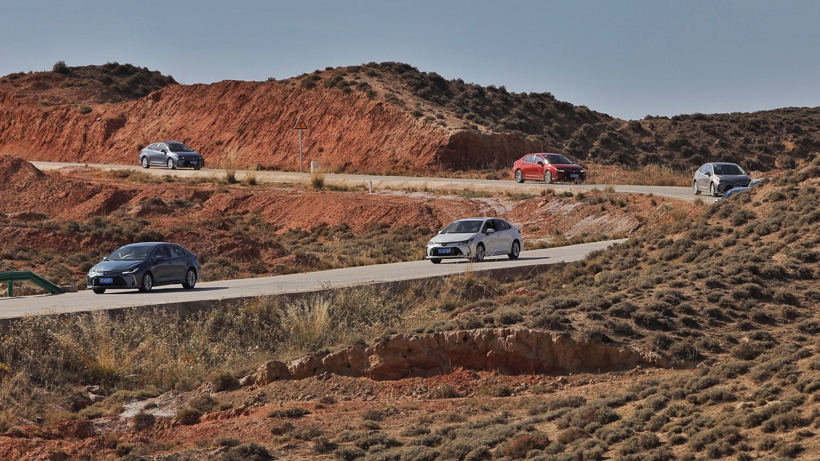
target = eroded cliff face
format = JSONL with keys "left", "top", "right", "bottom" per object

{"left": 244, "top": 327, "right": 673, "bottom": 386}
{"left": 0, "top": 81, "right": 543, "bottom": 174}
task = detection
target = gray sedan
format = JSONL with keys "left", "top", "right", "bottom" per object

{"left": 693, "top": 162, "right": 751, "bottom": 197}
{"left": 140, "top": 141, "right": 204, "bottom": 170}
{"left": 87, "top": 242, "right": 201, "bottom": 294}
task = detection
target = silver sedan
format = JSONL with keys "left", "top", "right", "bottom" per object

{"left": 426, "top": 217, "right": 523, "bottom": 264}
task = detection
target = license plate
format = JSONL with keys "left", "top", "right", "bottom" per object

{"left": 570, "top": 174, "right": 578, "bottom": 178}
{"left": 438, "top": 248, "right": 451, "bottom": 255}
{"left": 99, "top": 277, "right": 113, "bottom": 284}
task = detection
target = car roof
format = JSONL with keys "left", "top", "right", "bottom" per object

{"left": 461, "top": 217, "right": 506, "bottom": 221}
{"left": 708, "top": 162, "right": 740, "bottom": 166}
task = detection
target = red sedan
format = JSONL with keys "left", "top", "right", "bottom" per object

{"left": 512, "top": 153, "right": 586, "bottom": 184}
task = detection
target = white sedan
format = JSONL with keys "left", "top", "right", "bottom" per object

{"left": 426, "top": 217, "right": 523, "bottom": 264}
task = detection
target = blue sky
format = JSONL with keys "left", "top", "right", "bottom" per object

{"left": 2, "top": 0, "right": 819, "bottom": 119}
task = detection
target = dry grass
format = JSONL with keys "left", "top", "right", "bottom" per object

{"left": 586, "top": 163, "right": 692, "bottom": 187}
{"left": 222, "top": 151, "right": 238, "bottom": 184}
{"left": 244, "top": 163, "right": 258, "bottom": 186}
{"left": 310, "top": 169, "right": 325, "bottom": 189}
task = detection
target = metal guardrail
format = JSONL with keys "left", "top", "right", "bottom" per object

{"left": 0, "top": 271, "right": 64, "bottom": 297}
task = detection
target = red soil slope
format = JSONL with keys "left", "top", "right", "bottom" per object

{"left": 0, "top": 78, "right": 541, "bottom": 174}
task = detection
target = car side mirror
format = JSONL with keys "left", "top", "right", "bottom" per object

{"left": 438, "top": 230, "right": 443, "bottom": 234}
{"left": 161, "top": 149, "right": 167, "bottom": 154}
{"left": 486, "top": 228, "right": 496, "bottom": 234}
{"left": 537, "top": 160, "right": 545, "bottom": 166}
{"left": 705, "top": 171, "right": 711, "bottom": 176}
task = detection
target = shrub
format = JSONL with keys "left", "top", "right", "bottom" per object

{"left": 78, "top": 106, "right": 92, "bottom": 114}
{"left": 176, "top": 407, "right": 202, "bottom": 425}
{"left": 218, "top": 442, "right": 273, "bottom": 461}
{"left": 500, "top": 432, "right": 550, "bottom": 459}
{"left": 53, "top": 60, "right": 70, "bottom": 74}
{"left": 311, "top": 170, "right": 325, "bottom": 189}
{"left": 268, "top": 407, "right": 310, "bottom": 418}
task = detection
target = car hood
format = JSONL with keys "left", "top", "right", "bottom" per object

{"left": 173, "top": 152, "right": 203, "bottom": 158}
{"left": 430, "top": 233, "right": 479, "bottom": 244}
{"left": 92, "top": 260, "right": 143, "bottom": 272}
{"left": 715, "top": 174, "right": 750, "bottom": 183}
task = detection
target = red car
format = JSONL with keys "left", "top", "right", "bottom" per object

{"left": 512, "top": 153, "right": 586, "bottom": 184}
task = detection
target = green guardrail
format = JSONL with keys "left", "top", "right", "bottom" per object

{"left": 0, "top": 271, "right": 64, "bottom": 297}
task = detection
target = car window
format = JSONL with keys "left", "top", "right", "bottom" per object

{"left": 523, "top": 155, "right": 533, "bottom": 163}
{"left": 170, "top": 246, "right": 185, "bottom": 258}
{"left": 442, "top": 220, "right": 482, "bottom": 234}
{"left": 152, "top": 246, "right": 171, "bottom": 259}
{"left": 495, "top": 220, "right": 511, "bottom": 231}
{"left": 167, "top": 142, "right": 195, "bottom": 153}
{"left": 544, "top": 154, "right": 573, "bottom": 164}
{"left": 158, "top": 143, "right": 167, "bottom": 152}
{"left": 106, "top": 245, "right": 153, "bottom": 261}
{"left": 483, "top": 220, "right": 496, "bottom": 232}
{"left": 714, "top": 164, "right": 745, "bottom": 175}
{"left": 146, "top": 143, "right": 155, "bottom": 151}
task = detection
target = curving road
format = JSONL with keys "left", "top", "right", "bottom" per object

{"left": 0, "top": 240, "right": 624, "bottom": 320}
{"left": 32, "top": 162, "right": 718, "bottom": 203}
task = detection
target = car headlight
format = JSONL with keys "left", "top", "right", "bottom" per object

{"left": 88, "top": 269, "right": 100, "bottom": 276}
{"left": 122, "top": 267, "right": 139, "bottom": 274}
{"left": 456, "top": 238, "right": 474, "bottom": 245}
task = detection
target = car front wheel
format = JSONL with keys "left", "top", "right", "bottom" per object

{"left": 693, "top": 181, "right": 700, "bottom": 195}
{"left": 167, "top": 158, "right": 176, "bottom": 170}
{"left": 545, "top": 170, "right": 554, "bottom": 184}
{"left": 93, "top": 288, "right": 106, "bottom": 294}
{"left": 514, "top": 169, "right": 524, "bottom": 183}
{"left": 182, "top": 269, "right": 197, "bottom": 289}
{"left": 471, "top": 243, "right": 486, "bottom": 263}
{"left": 138, "top": 272, "right": 153, "bottom": 293}
{"left": 141, "top": 157, "right": 150, "bottom": 169}
{"left": 508, "top": 241, "right": 520, "bottom": 260}
{"left": 430, "top": 258, "right": 441, "bottom": 264}
{"left": 710, "top": 182, "right": 718, "bottom": 197}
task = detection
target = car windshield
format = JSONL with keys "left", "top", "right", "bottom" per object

{"left": 714, "top": 164, "right": 745, "bottom": 175}
{"left": 441, "top": 220, "right": 483, "bottom": 234}
{"left": 542, "top": 154, "right": 573, "bottom": 164}
{"left": 105, "top": 245, "right": 154, "bottom": 261}
{"left": 167, "top": 143, "right": 195, "bottom": 153}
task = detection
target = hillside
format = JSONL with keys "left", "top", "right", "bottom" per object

{"left": 0, "top": 156, "right": 817, "bottom": 460}
{"left": 1, "top": 62, "right": 818, "bottom": 174}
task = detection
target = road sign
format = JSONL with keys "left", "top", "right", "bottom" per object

{"left": 294, "top": 116, "right": 308, "bottom": 172}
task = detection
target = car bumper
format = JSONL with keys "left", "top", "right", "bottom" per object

{"left": 87, "top": 274, "right": 140, "bottom": 289}
{"left": 426, "top": 244, "right": 472, "bottom": 259}
{"left": 177, "top": 159, "right": 203, "bottom": 168}
{"left": 553, "top": 171, "right": 586, "bottom": 182}
{"left": 716, "top": 182, "right": 750, "bottom": 193}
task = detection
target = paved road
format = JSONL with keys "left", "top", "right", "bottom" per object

{"left": 32, "top": 162, "right": 717, "bottom": 203}
{"left": 0, "top": 240, "right": 624, "bottom": 319}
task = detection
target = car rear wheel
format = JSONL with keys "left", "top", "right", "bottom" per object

{"left": 710, "top": 182, "right": 718, "bottom": 197}
{"left": 141, "top": 157, "right": 149, "bottom": 169}
{"left": 514, "top": 169, "right": 524, "bottom": 183}
{"left": 430, "top": 258, "right": 441, "bottom": 264}
{"left": 693, "top": 181, "right": 700, "bottom": 195}
{"left": 92, "top": 288, "right": 106, "bottom": 294}
{"left": 508, "top": 240, "right": 520, "bottom": 260}
{"left": 471, "top": 243, "right": 486, "bottom": 263}
{"left": 167, "top": 158, "right": 176, "bottom": 170}
{"left": 194, "top": 165, "right": 202, "bottom": 170}
{"left": 182, "top": 269, "right": 197, "bottom": 289}
{"left": 544, "top": 170, "right": 554, "bottom": 184}
{"left": 138, "top": 272, "right": 153, "bottom": 293}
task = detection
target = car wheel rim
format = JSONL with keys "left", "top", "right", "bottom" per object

{"left": 513, "top": 242, "right": 519, "bottom": 257}
{"left": 545, "top": 172, "right": 551, "bottom": 183}
{"left": 515, "top": 171, "right": 522, "bottom": 182}
{"left": 187, "top": 271, "right": 196, "bottom": 286}
{"left": 142, "top": 158, "right": 147, "bottom": 167}
{"left": 477, "top": 245, "right": 485, "bottom": 260}
{"left": 693, "top": 182, "right": 697, "bottom": 193}
{"left": 167, "top": 160, "right": 173, "bottom": 169}
{"left": 144, "top": 275, "right": 152, "bottom": 290}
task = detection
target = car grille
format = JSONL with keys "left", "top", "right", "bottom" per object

{"left": 89, "top": 276, "right": 128, "bottom": 287}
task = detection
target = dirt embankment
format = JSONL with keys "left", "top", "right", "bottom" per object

{"left": 0, "top": 79, "right": 540, "bottom": 174}
{"left": 246, "top": 327, "right": 672, "bottom": 385}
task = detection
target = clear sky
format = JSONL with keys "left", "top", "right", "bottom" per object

{"left": 2, "top": 0, "right": 819, "bottom": 119}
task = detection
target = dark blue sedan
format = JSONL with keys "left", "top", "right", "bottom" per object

{"left": 87, "top": 242, "right": 201, "bottom": 294}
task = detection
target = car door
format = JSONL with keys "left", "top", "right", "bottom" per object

{"left": 533, "top": 155, "right": 547, "bottom": 179}
{"left": 493, "top": 219, "right": 513, "bottom": 254}
{"left": 522, "top": 155, "right": 536, "bottom": 179}
{"left": 481, "top": 220, "right": 500, "bottom": 255}
{"left": 150, "top": 245, "right": 172, "bottom": 283}
{"left": 167, "top": 245, "right": 187, "bottom": 282}
{"left": 156, "top": 143, "right": 170, "bottom": 166}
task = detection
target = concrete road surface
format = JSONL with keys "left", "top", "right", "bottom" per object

{"left": 0, "top": 240, "right": 624, "bottom": 320}
{"left": 32, "top": 162, "right": 717, "bottom": 203}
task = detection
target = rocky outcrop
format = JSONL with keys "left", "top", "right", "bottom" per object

{"left": 243, "top": 327, "right": 672, "bottom": 386}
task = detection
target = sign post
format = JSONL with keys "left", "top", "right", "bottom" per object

{"left": 293, "top": 116, "right": 308, "bottom": 172}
